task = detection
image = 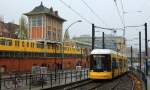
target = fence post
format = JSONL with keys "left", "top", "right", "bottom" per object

{"left": 26, "top": 72, "right": 28, "bottom": 85}
{"left": 29, "top": 74, "right": 32, "bottom": 90}
{"left": 71, "top": 71, "right": 72, "bottom": 82}
{"left": 59, "top": 72, "right": 60, "bottom": 84}
{"left": 76, "top": 71, "right": 77, "bottom": 81}
{"left": 84, "top": 69, "right": 86, "bottom": 79}
{"left": 65, "top": 72, "right": 67, "bottom": 84}
{"left": 86, "top": 69, "right": 88, "bottom": 78}
{"left": 50, "top": 73, "right": 52, "bottom": 88}
{"left": 0, "top": 72, "right": 1, "bottom": 90}
{"left": 14, "top": 73, "right": 16, "bottom": 88}
{"left": 41, "top": 74, "right": 44, "bottom": 88}
{"left": 80, "top": 70, "right": 82, "bottom": 80}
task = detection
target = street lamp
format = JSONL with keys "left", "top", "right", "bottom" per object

{"left": 63, "top": 20, "right": 82, "bottom": 41}
{"left": 62, "top": 20, "right": 82, "bottom": 70}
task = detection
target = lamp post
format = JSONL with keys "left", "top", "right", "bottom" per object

{"left": 62, "top": 20, "right": 82, "bottom": 70}
{"left": 63, "top": 20, "right": 82, "bottom": 41}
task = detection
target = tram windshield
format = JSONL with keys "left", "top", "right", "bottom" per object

{"left": 90, "top": 54, "right": 111, "bottom": 72}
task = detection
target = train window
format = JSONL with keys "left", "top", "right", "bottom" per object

{"left": 119, "top": 60, "right": 122, "bottom": 68}
{"left": 15, "top": 41, "right": 17, "bottom": 46}
{"left": 47, "top": 45, "right": 51, "bottom": 49}
{"left": 22, "top": 41, "right": 24, "bottom": 47}
{"left": 33, "top": 43, "right": 34, "bottom": 48}
{"left": 31, "top": 43, "right": 34, "bottom": 48}
{"left": 0, "top": 39, "right": 5, "bottom": 45}
{"left": 15, "top": 41, "right": 19, "bottom": 47}
{"left": 30, "top": 43, "right": 32, "bottom": 47}
{"left": 27, "top": 42, "right": 29, "bottom": 47}
{"left": 37, "top": 43, "right": 44, "bottom": 48}
{"left": 112, "top": 59, "right": 117, "bottom": 69}
{"left": 90, "top": 54, "right": 111, "bottom": 71}
{"left": 2, "top": 39, "right": 12, "bottom": 46}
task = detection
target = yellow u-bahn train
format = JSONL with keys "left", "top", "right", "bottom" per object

{"left": 0, "top": 37, "right": 88, "bottom": 72}
{"left": 89, "top": 49, "right": 128, "bottom": 79}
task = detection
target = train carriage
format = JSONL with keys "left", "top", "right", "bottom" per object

{"left": 0, "top": 37, "right": 88, "bottom": 72}
{"left": 89, "top": 49, "right": 128, "bottom": 80}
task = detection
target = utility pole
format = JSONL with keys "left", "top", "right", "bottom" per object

{"left": 102, "top": 32, "right": 105, "bottom": 49}
{"left": 139, "top": 32, "right": 141, "bottom": 70}
{"left": 92, "top": 24, "right": 95, "bottom": 50}
{"left": 131, "top": 46, "right": 133, "bottom": 68}
{"left": 145, "top": 23, "right": 148, "bottom": 75}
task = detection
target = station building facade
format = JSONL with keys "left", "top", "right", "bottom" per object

{"left": 25, "top": 2, "right": 65, "bottom": 42}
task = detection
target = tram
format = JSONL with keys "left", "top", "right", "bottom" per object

{"left": 89, "top": 49, "right": 128, "bottom": 79}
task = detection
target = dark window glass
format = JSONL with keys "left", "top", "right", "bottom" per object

{"left": 90, "top": 54, "right": 111, "bottom": 71}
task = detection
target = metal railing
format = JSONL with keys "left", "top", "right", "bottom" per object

{"left": 0, "top": 69, "right": 89, "bottom": 90}
{"left": 129, "top": 67, "right": 147, "bottom": 90}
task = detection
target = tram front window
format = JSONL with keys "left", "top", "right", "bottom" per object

{"left": 91, "top": 54, "right": 111, "bottom": 72}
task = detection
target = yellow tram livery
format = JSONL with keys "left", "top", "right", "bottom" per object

{"left": 89, "top": 49, "right": 128, "bottom": 80}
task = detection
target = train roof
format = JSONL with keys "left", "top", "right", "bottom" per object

{"left": 90, "top": 49, "right": 126, "bottom": 57}
{"left": 91, "top": 49, "right": 116, "bottom": 54}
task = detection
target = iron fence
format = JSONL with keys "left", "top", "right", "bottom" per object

{"left": 0, "top": 69, "right": 89, "bottom": 90}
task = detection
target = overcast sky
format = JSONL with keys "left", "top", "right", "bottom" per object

{"left": 0, "top": 0, "right": 150, "bottom": 49}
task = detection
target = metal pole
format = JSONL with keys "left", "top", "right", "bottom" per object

{"left": 139, "top": 32, "right": 141, "bottom": 70}
{"left": 102, "top": 32, "right": 105, "bottom": 49}
{"left": 62, "top": 20, "right": 82, "bottom": 70}
{"left": 62, "top": 42, "right": 64, "bottom": 71}
{"left": 0, "top": 72, "right": 1, "bottom": 90}
{"left": 131, "top": 46, "right": 133, "bottom": 68}
{"left": 145, "top": 23, "right": 148, "bottom": 75}
{"left": 55, "top": 44, "right": 57, "bottom": 81}
{"left": 81, "top": 48, "right": 82, "bottom": 67}
{"left": 92, "top": 24, "right": 95, "bottom": 50}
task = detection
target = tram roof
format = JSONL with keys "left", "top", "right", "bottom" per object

{"left": 91, "top": 49, "right": 124, "bottom": 55}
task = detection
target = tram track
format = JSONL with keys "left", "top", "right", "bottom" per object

{"left": 90, "top": 74, "right": 134, "bottom": 90}
{"left": 108, "top": 74, "right": 135, "bottom": 90}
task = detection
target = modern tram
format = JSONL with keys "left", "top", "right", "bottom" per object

{"left": 89, "top": 49, "right": 128, "bottom": 80}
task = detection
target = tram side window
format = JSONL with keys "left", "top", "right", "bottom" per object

{"left": 119, "top": 60, "right": 122, "bottom": 68}
{"left": 15, "top": 41, "right": 20, "bottom": 47}
{"left": 122, "top": 60, "right": 125, "bottom": 67}
{"left": 27, "top": 42, "right": 29, "bottom": 47}
{"left": 47, "top": 45, "right": 51, "bottom": 49}
{"left": 0, "top": 39, "right": 12, "bottom": 46}
{"left": 37, "top": 43, "right": 44, "bottom": 48}
{"left": 112, "top": 59, "right": 117, "bottom": 69}
{"left": 31, "top": 43, "right": 34, "bottom": 48}
{"left": 22, "top": 41, "right": 24, "bottom": 47}
{"left": 33, "top": 43, "right": 34, "bottom": 48}
{"left": 0, "top": 39, "right": 5, "bottom": 45}
{"left": 6, "top": 40, "right": 12, "bottom": 46}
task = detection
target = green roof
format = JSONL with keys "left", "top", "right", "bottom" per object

{"left": 24, "top": 2, "right": 66, "bottom": 21}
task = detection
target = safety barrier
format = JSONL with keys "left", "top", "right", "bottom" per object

{"left": 0, "top": 69, "right": 89, "bottom": 90}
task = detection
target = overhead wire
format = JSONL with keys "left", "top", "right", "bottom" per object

{"left": 120, "top": 0, "right": 126, "bottom": 41}
{"left": 59, "top": 0, "right": 92, "bottom": 24}
{"left": 59, "top": 0, "right": 127, "bottom": 34}
{"left": 140, "top": 0, "right": 149, "bottom": 10}
{"left": 114, "top": 0, "right": 127, "bottom": 46}
{"left": 120, "top": 0, "right": 125, "bottom": 26}
{"left": 113, "top": 0, "right": 124, "bottom": 27}
{"left": 80, "top": 0, "right": 108, "bottom": 27}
